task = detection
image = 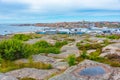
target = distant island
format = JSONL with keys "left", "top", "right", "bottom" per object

{"left": 11, "top": 21, "right": 120, "bottom": 28}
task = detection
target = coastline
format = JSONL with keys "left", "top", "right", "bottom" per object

{"left": 14, "top": 31, "right": 35, "bottom": 35}
{"left": 0, "top": 31, "right": 36, "bottom": 40}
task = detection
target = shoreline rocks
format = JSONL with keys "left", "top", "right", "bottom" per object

{"left": 5, "top": 68, "right": 59, "bottom": 80}
{"left": 0, "top": 73, "right": 18, "bottom": 80}
{"left": 100, "top": 43, "right": 120, "bottom": 57}
{"left": 49, "top": 60, "right": 120, "bottom": 80}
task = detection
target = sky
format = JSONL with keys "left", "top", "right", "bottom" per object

{"left": 0, "top": 0, "right": 120, "bottom": 23}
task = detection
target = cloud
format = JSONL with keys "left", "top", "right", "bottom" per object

{"left": 2, "top": 0, "right": 120, "bottom": 13}
{"left": 0, "top": 0, "right": 120, "bottom": 23}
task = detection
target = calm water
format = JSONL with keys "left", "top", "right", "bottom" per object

{"left": 79, "top": 66, "right": 105, "bottom": 76}
{"left": 0, "top": 24, "right": 46, "bottom": 35}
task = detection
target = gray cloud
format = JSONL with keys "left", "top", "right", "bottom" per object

{"left": 2, "top": 0, "right": 120, "bottom": 13}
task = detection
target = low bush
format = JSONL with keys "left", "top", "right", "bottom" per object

{"left": 12, "top": 34, "right": 32, "bottom": 41}
{"left": 80, "top": 49, "right": 88, "bottom": 59}
{"left": 0, "top": 60, "right": 52, "bottom": 73}
{"left": 65, "top": 38, "right": 75, "bottom": 42}
{"left": 0, "top": 39, "right": 34, "bottom": 60}
{"left": 33, "top": 40, "right": 67, "bottom": 54}
{"left": 88, "top": 53, "right": 120, "bottom": 67}
{"left": 96, "top": 34, "right": 120, "bottom": 39}
{"left": 67, "top": 54, "right": 76, "bottom": 66}
{"left": 95, "top": 57, "right": 120, "bottom": 67}
{"left": 76, "top": 42, "right": 103, "bottom": 50}
{"left": 76, "top": 48, "right": 120, "bottom": 67}
{"left": 55, "top": 41, "right": 68, "bottom": 48}
{"left": 76, "top": 57, "right": 84, "bottom": 63}
{"left": 21, "top": 44, "right": 35, "bottom": 58}
{"left": 105, "top": 54, "right": 120, "bottom": 60}
{"left": 105, "top": 54, "right": 120, "bottom": 67}
{"left": 80, "top": 40, "right": 84, "bottom": 43}
{"left": 58, "top": 34, "right": 69, "bottom": 38}
{"left": 29, "top": 33, "right": 42, "bottom": 38}
{"left": 109, "top": 61, "right": 120, "bottom": 67}
{"left": 103, "top": 39, "right": 110, "bottom": 46}
{"left": 107, "top": 35, "right": 120, "bottom": 39}
{"left": 0, "top": 55, "right": 3, "bottom": 63}
{"left": 0, "top": 39, "right": 67, "bottom": 61}
{"left": 84, "top": 38, "right": 91, "bottom": 42}
{"left": 34, "top": 40, "right": 52, "bottom": 48}
{"left": 37, "top": 47, "right": 60, "bottom": 54}
{"left": 88, "top": 48, "right": 102, "bottom": 60}
{"left": 20, "top": 77, "right": 36, "bottom": 80}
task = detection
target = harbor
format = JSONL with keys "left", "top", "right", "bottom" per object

{"left": 1, "top": 24, "right": 120, "bottom": 36}
{"left": 35, "top": 27, "right": 120, "bottom": 35}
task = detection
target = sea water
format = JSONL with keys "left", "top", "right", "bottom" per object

{"left": 79, "top": 66, "right": 105, "bottom": 76}
{"left": 0, "top": 24, "right": 45, "bottom": 35}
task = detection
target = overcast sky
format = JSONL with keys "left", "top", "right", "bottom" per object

{"left": 0, "top": 0, "right": 120, "bottom": 23}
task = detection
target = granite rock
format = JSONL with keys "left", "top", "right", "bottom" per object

{"left": 5, "top": 68, "right": 59, "bottom": 80}
{"left": 0, "top": 73, "right": 18, "bottom": 80}
{"left": 100, "top": 43, "right": 120, "bottom": 57}
{"left": 49, "top": 60, "right": 120, "bottom": 80}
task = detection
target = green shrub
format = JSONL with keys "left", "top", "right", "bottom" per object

{"left": 95, "top": 57, "right": 120, "bottom": 67}
{"left": 0, "top": 60, "right": 52, "bottom": 73}
{"left": 88, "top": 53, "right": 120, "bottom": 67}
{"left": 80, "top": 40, "right": 84, "bottom": 43}
{"left": 12, "top": 34, "right": 32, "bottom": 41}
{"left": 16, "top": 62, "right": 52, "bottom": 69}
{"left": 33, "top": 40, "right": 62, "bottom": 54}
{"left": 55, "top": 41, "right": 68, "bottom": 48}
{"left": 29, "top": 33, "right": 42, "bottom": 38}
{"left": 67, "top": 54, "right": 76, "bottom": 66}
{"left": 83, "top": 38, "right": 91, "bottom": 42}
{"left": 0, "top": 55, "right": 3, "bottom": 63}
{"left": 90, "top": 49, "right": 101, "bottom": 56}
{"left": 0, "top": 39, "right": 34, "bottom": 60}
{"left": 65, "top": 38, "right": 75, "bottom": 42}
{"left": 80, "top": 49, "right": 88, "bottom": 59}
{"left": 20, "top": 77, "right": 36, "bottom": 80}
{"left": 58, "top": 34, "right": 69, "bottom": 38}
{"left": 38, "top": 47, "right": 60, "bottom": 54}
{"left": 107, "top": 35, "right": 120, "bottom": 39}
{"left": 109, "top": 61, "right": 120, "bottom": 67}
{"left": 34, "top": 40, "right": 52, "bottom": 48}
{"left": 21, "top": 44, "right": 35, "bottom": 58}
{"left": 76, "top": 42, "right": 103, "bottom": 50}
{"left": 96, "top": 34, "right": 120, "bottom": 39}
{"left": 88, "top": 48, "right": 102, "bottom": 60}
{"left": 103, "top": 39, "right": 110, "bottom": 46}
{"left": 46, "top": 47, "right": 60, "bottom": 54}
{"left": 76, "top": 57, "right": 84, "bottom": 63}
{"left": 106, "top": 54, "right": 120, "bottom": 60}
{"left": 96, "top": 35, "right": 103, "bottom": 38}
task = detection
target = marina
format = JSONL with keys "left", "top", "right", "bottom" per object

{"left": 35, "top": 27, "right": 120, "bottom": 35}
{"left": 0, "top": 24, "right": 120, "bottom": 35}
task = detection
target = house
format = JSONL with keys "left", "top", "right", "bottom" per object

{"left": 57, "top": 28, "right": 70, "bottom": 34}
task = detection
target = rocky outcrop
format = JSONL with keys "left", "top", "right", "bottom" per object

{"left": 49, "top": 60, "right": 120, "bottom": 80}
{"left": 52, "top": 62, "right": 69, "bottom": 70}
{"left": 100, "top": 43, "right": 120, "bottom": 57}
{"left": 87, "top": 50, "right": 96, "bottom": 54}
{"left": 26, "top": 37, "right": 56, "bottom": 45}
{"left": 0, "top": 73, "right": 18, "bottom": 80}
{"left": 5, "top": 68, "right": 59, "bottom": 80}
{"left": 48, "top": 42, "right": 80, "bottom": 59}
{"left": 32, "top": 54, "right": 57, "bottom": 64}
{"left": 89, "top": 37, "right": 106, "bottom": 43}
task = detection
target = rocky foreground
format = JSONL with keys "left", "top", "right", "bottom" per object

{"left": 0, "top": 34, "right": 120, "bottom": 80}
{"left": 49, "top": 60, "right": 120, "bottom": 80}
